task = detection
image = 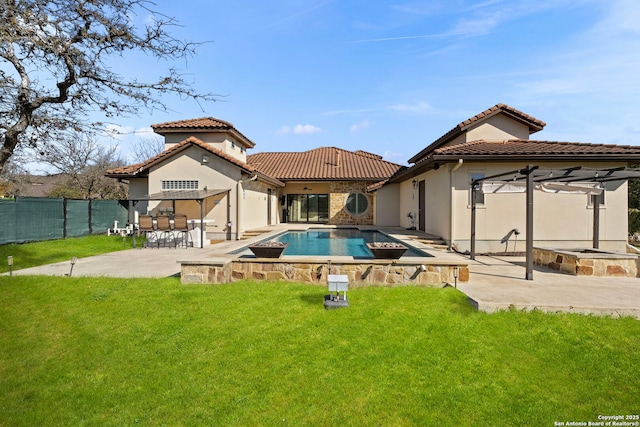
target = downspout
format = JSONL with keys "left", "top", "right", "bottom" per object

{"left": 449, "top": 159, "right": 464, "bottom": 250}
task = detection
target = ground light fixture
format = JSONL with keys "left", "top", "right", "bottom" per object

{"left": 453, "top": 266, "right": 459, "bottom": 288}
{"left": 7, "top": 256, "right": 13, "bottom": 276}
{"left": 68, "top": 256, "right": 78, "bottom": 276}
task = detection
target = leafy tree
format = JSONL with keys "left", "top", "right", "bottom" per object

{"left": 0, "top": 0, "right": 216, "bottom": 175}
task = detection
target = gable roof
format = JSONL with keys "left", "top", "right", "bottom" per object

{"left": 151, "top": 117, "right": 256, "bottom": 148}
{"left": 433, "top": 139, "right": 640, "bottom": 160}
{"left": 105, "top": 136, "right": 284, "bottom": 187}
{"left": 407, "top": 103, "right": 546, "bottom": 164}
{"left": 247, "top": 147, "right": 403, "bottom": 181}
{"left": 388, "top": 139, "right": 640, "bottom": 183}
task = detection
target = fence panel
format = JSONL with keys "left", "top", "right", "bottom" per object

{"left": 0, "top": 199, "right": 18, "bottom": 244}
{"left": 15, "top": 198, "right": 64, "bottom": 243}
{"left": 91, "top": 200, "right": 128, "bottom": 233}
{"left": 66, "top": 200, "right": 90, "bottom": 237}
{"left": 0, "top": 197, "right": 128, "bottom": 244}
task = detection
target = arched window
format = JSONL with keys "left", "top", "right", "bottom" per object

{"left": 345, "top": 193, "right": 368, "bottom": 216}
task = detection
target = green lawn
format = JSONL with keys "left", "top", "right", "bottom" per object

{"left": 0, "top": 277, "right": 638, "bottom": 426}
{"left": 0, "top": 234, "right": 137, "bottom": 273}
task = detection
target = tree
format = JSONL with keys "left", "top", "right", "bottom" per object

{"left": 130, "top": 134, "right": 165, "bottom": 163}
{"left": 0, "top": 0, "right": 216, "bottom": 175}
{"left": 40, "top": 135, "right": 128, "bottom": 199}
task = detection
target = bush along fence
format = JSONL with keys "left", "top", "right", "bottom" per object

{"left": 0, "top": 197, "right": 128, "bottom": 244}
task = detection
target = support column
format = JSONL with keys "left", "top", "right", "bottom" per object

{"left": 470, "top": 181, "right": 477, "bottom": 260}
{"left": 593, "top": 194, "right": 600, "bottom": 249}
{"left": 525, "top": 165, "right": 534, "bottom": 280}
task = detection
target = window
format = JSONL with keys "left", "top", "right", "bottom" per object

{"left": 231, "top": 141, "right": 236, "bottom": 149}
{"left": 345, "top": 193, "right": 369, "bottom": 216}
{"left": 469, "top": 173, "right": 485, "bottom": 205}
{"left": 162, "top": 180, "right": 198, "bottom": 190}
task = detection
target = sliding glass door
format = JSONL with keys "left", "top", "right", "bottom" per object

{"left": 287, "top": 194, "right": 329, "bottom": 223}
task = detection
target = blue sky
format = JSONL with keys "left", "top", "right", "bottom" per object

{"left": 106, "top": 0, "right": 640, "bottom": 166}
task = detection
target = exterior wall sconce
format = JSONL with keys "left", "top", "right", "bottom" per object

{"left": 412, "top": 180, "right": 418, "bottom": 190}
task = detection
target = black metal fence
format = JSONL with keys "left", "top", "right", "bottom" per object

{"left": 0, "top": 197, "right": 128, "bottom": 244}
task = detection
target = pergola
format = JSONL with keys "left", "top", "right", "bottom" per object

{"left": 470, "top": 165, "right": 640, "bottom": 280}
{"left": 127, "top": 188, "right": 231, "bottom": 248}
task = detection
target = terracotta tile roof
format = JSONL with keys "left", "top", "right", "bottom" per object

{"left": 388, "top": 139, "right": 640, "bottom": 184}
{"left": 247, "top": 147, "right": 403, "bottom": 181}
{"left": 107, "top": 136, "right": 255, "bottom": 177}
{"left": 151, "top": 117, "right": 256, "bottom": 148}
{"left": 408, "top": 103, "right": 547, "bottom": 164}
{"left": 433, "top": 139, "right": 640, "bottom": 158}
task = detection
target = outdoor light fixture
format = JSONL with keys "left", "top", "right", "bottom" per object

{"left": 69, "top": 256, "right": 78, "bottom": 277}
{"left": 7, "top": 256, "right": 13, "bottom": 277}
{"left": 202, "top": 155, "right": 209, "bottom": 163}
{"left": 412, "top": 180, "right": 418, "bottom": 189}
{"left": 453, "top": 266, "right": 459, "bottom": 289}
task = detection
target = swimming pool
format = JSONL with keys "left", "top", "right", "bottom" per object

{"left": 254, "top": 228, "right": 432, "bottom": 258}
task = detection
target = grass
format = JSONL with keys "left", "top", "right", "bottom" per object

{"left": 1, "top": 277, "right": 638, "bottom": 426}
{"left": 0, "top": 234, "right": 138, "bottom": 273}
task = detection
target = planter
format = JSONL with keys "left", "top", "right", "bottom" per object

{"left": 248, "top": 242, "right": 287, "bottom": 258}
{"left": 366, "top": 242, "right": 408, "bottom": 259}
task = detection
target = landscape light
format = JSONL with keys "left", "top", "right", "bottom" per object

{"left": 7, "top": 256, "right": 13, "bottom": 277}
{"left": 69, "top": 257, "right": 78, "bottom": 276}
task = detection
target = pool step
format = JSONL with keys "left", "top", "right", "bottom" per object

{"left": 240, "top": 230, "right": 270, "bottom": 240}
{"left": 417, "top": 238, "right": 448, "bottom": 249}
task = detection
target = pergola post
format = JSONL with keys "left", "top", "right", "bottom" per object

{"left": 593, "top": 194, "right": 600, "bottom": 249}
{"left": 525, "top": 165, "right": 534, "bottom": 280}
{"left": 470, "top": 181, "right": 477, "bottom": 260}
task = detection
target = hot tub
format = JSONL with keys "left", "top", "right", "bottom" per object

{"left": 534, "top": 247, "right": 639, "bottom": 277}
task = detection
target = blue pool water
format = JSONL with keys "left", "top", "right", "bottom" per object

{"left": 267, "top": 229, "right": 431, "bottom": 258}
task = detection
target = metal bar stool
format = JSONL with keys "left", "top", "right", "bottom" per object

{"left": 173, "top": 214, "right": 193, "bottom": 248}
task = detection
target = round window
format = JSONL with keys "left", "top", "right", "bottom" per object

{"left": 345, "top": 192, "right": 369, "bottom": 216}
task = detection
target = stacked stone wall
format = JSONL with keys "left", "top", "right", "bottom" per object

{"left": 328, "top": 181, "right": 375, "bottom": 225}
{"left": 534, "top": 248, "right": 639, "bottom": 277}
{"left": 181, "top": 260, "right": 469, "bottom": 286}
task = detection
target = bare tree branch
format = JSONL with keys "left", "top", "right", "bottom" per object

{"left": 0, "top": 0, "right": 219, "bottom": 174}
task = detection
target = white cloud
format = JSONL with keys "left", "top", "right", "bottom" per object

{"left": 294, "top": 124, "right": 322, "bottom": 134}
{"left": 390, "top": 101, "right": 435, "bottom": 114}
{"left": 276, "top": 124, "right": 322, "bottom": 135}
{"left": 350, "top": 119, "right": 372, "bottom": 133}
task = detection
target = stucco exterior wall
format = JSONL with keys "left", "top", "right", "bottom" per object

{"left": 465, "top": 115, "right": 530, "bottom": 141}
{"left": 146, "top": 146, "right": 241, "bottom": 239}
{"left": 423, "top": 167, "right": 451, "bottom": 237}
{"left": 399, "top": 180, "right": 415, "bottom": 229}
{"left": 162, "top": 132, "right": 248, "bottom": 162}
{"left": 239, "top": 180, "right": 278, "bottom": 231}
{"left": 449, "top": 161, "right": 630, "bottom": 253}
{"left": 374, "top": 183, "right": 400, "bottom": 226}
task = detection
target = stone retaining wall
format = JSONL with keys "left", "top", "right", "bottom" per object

{"left": 181, "top": 259, "right": 469, "bottom": 286}
{"left": 534, "top": 248, "right": 639, "bottom": 277}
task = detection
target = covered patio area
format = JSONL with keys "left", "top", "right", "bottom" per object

{"left": 127, "top": 188, "right": 231, "bottom": 248}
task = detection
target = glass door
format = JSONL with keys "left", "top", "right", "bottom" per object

{"left": 287, "top": 194, "right": 329, "bottom": 223}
